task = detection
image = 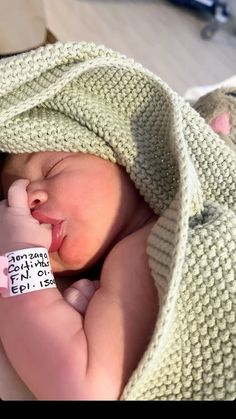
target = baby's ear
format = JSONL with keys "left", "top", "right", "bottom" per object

{"left": 210, "top": 112, "right": 230, "bottom": 135}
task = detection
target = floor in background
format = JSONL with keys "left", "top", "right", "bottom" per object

{"left": 44, "top": 0, "right": 236, "bottom": 95}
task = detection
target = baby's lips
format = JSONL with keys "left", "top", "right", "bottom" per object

{"left": 49, "top": 221, "right": 65, "bottom": 253}
{"left": 45, "top": 223, "right": 53, "bottom": 247}
{"left": 30, "top": 211, "right": 65, "bottom": 251}
{"left": 31, "top": 211, "right": 62, "bottom": 225}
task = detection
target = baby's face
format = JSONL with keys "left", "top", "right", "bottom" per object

{"left": 1, "top": 152, "right": 137, "bottom": 274}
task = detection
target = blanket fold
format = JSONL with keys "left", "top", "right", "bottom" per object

{"left": 0, "top": 42, "right": 235, "bottom": 400}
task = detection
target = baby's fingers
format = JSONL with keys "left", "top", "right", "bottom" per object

{"left": 63, "top": 279, "right": 100, "bottom": 315}
{"left": 7, "top": 179, "right": 30, "bottom": 210}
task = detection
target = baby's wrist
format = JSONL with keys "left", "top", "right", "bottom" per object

{"left": 0, "top": 243, "right": 46, "bottom": 255}
{"left": 0, "top": 247, "right": 56, "bottom": 298}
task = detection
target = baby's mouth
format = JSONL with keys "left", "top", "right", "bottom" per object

{"left": 49, "top": 221, "right": 65, "bottom": 253}
{"left": 31, "top": 211, "right": 65, "bottom": 253}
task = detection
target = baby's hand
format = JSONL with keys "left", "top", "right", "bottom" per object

{"left": 63, "top": 279, "right": 100, "bottom": 315}
{"left": 0, "top": 179, "right": 52, "bottom": 254}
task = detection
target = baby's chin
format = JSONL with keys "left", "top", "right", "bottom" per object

{"left": 48, "top": 235, "right": 108, "bottom": 276}
{"left": 48, "top": 250, "right": 95, "bottom": 276}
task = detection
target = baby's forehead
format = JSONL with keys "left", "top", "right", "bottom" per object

{"left": 3, "top": 151, "right": 63, "bottom": 171}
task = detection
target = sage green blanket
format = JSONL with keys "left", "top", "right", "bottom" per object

{"left": 0, "top": 42, "right": 235, "bottom": 400}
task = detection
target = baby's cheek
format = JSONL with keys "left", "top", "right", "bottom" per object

{"left": 59, "top": 233, "right": 104, "bottom": 270}
{"left": 49, "top": 237, "right": 87, "bottom": 271}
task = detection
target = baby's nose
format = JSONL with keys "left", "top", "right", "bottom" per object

{"left": 28, "top": 190, "right": 48, "bottom": 210}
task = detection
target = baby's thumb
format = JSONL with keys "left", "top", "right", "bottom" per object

{"left": 7, "top": 179, "right": 30, "bottom": 211}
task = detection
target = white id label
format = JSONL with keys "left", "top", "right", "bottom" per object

{"left": 2, "top": 248, "right": 56, "bottom": 298}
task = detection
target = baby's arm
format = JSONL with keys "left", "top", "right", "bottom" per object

{"left": 0, "top": 180, "right": 158, "bottom": 400}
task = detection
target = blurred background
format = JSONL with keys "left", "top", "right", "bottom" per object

{"left": 1, "top": 0, "right": 236, "bottom": 95}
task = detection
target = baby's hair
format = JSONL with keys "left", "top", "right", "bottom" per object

{"left": 0, "top": 152, "right": 8, "bottom": 165}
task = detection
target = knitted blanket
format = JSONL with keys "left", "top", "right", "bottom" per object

{"left": 0, "top": 42, "right": 235, "bottom": 400}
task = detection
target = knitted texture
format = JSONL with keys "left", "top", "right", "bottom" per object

{"left": 0, "top": 42, "right": 235, "bottom": 400}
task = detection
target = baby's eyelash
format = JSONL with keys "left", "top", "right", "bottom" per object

{"left": 44, "top": 157, "right": 66, "bottom": 177}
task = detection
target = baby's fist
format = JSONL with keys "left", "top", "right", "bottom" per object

{"left": 0, "top": 179, "right": 52, "bottom": 254}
